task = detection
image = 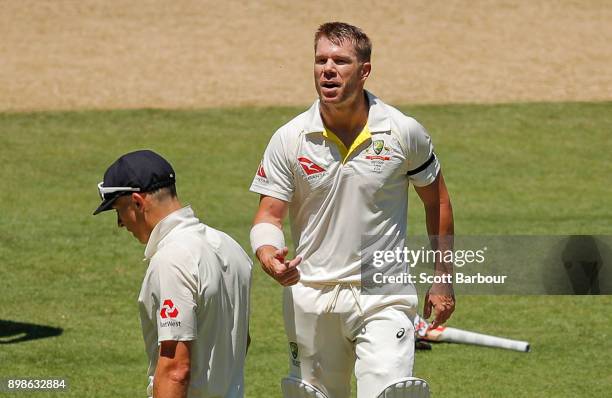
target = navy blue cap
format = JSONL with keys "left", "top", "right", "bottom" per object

{"left": 93, "top": 150, "right": 176, "bottom": 215}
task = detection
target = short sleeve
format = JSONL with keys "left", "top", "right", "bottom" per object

{"left": 405, "top": 118, "right": 440, "bottom": 187}
{"left": 249, "top": 130, "right": 295, "bottom": 202}
{"left": 151, "top": 246, "right": 198, "bottom": 342}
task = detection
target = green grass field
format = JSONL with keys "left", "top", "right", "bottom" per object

{"left": 1, "top": 102, "right": 611, "bottom": 397}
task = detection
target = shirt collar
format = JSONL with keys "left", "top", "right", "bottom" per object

{"left": 143, "top": 205, "right": 198, "bottom": 260}
{"left": 303, "top": 90, "right": 391, "bottom": 135}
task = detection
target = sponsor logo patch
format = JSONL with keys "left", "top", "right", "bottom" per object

{"left": 298, "top": 157, "right": 325, "bottom": 175}
{"left": 160, "top": 299, "right": 179, "bottom": 319}
{"left": 256, "top": 162, "right": 267, "bottom": 178}
{"left": 254, "top": 160, "right": 268, "bottom": 183}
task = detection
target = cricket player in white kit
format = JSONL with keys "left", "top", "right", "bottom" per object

{"left": 249, "top": 23, "right": 454, "bottom": 398}
{"left": 94, "top": 150, "right": 251, "bottom": 398}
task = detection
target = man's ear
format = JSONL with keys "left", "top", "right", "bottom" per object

{"left": 361, "top": 62, "right": 371, "bottom": 81}
{"left": 131, "top": 192, "right": 146, "bottom": 210}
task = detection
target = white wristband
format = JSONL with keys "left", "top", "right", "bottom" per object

{"left": 250, "top": 222, "right": 285, "bottom": 254}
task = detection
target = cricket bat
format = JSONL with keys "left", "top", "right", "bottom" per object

{"left": 413, "top": 315, "right": 530, "bottom": 353}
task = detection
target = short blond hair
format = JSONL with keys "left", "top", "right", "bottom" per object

{"left": 314, "top": 22, "right": 372, "bottom": 62}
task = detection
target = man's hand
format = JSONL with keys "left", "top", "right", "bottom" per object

{"left": 256, "top": 245, "right": 302, "bottom": 286}
{"left": 423, "top": 282, "right": 455, "bottom": 329}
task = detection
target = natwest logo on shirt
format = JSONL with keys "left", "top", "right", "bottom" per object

{"left": 160, "top": 299, "right": 179, "bottom": 319}
{"left": 298, "top": 157, "right": 325, "bottom": 176}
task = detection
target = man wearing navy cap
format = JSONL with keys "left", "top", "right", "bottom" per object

{"left": 94, "top": 150, "right": 252, "bottom": 398}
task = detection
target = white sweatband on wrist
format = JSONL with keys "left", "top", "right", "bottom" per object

{"left": 250, "top": 222, "right": 285, "bottom": 254}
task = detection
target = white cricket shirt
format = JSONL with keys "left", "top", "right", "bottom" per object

{"left": 250, "top": 91, "right": 440, "bottom": 283}
{"left": 138, "top": 206, "right": 252, "bottom": 398}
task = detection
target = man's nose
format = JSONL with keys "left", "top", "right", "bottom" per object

{"left": 323, "top": 59, "right": 336, "bottom": 74}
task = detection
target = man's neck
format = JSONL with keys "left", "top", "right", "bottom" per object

{"left": 144, "top": 199, "right": 183, "bottom": 241}
{"left": 320, "top": 91, "right": 369, "bottom": 147}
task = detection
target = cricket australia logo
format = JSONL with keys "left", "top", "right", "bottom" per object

{"left": 289, "top": 342, "right": 300, "bottom": 366}
{"left": 365, "top": 140, "right": 391, "bottom": 173}
{"left": 366, "top": 140, "right": 390, "bottom": 160}
{"left": 373, "top": 139, "right": 384, "bottom": 155}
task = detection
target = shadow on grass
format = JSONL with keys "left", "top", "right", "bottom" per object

{"left": 0, "top": 319, "right": 63, "bottom": 344}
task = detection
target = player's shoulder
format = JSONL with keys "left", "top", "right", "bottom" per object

{"left": 201, "top": 226, "right": 252, "bottom": 267}
{"left": 375, "top": 97, "right": 425, "bottom": 136}
{"left": 151, "top": 239, "right": 198, "bottom": 268}
{"left": 150, "top": 228, "right": 236, "bottom": 282}
{"left": 370, "top": 94, "right": 432, "bottom": 156}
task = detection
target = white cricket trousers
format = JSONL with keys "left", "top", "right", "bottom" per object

{"left": 283, "top": 282, "right": 418, "bottom": 398}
